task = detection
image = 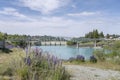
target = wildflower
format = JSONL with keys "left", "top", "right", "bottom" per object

{"left": 35, "top": 47, "right": 39, "bottom": 56}
{"left": 27, "top": 56, "right": 31, "bottom": 66}
{"left": 90, "top": 55, "right": 97, "bottom": 63}
{"left": 52, "top": 55, "right": 58, "bottom": 66}
{"left": 76, "top": 55, "right": 85, "bottom": 62}
{"left": 25, "top": 47, "right": 28, "bottom": 57}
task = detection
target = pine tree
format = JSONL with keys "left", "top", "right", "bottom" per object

{"left": 106, "top": 34, "right": 110, "bottom": 39}
{"left": 100, "top": 32, "right": 104, "bottom": 38}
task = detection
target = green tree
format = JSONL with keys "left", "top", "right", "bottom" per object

{"left": 99, "top": 32, "right": 104, "bottom": 38}
{"left": 85, "top": 29, "right": 103, "bottom": 39}
{"left": 0, "top": 32, "right": 4, "bottom": 40}
{"left": 93, "top": 29, "right": 99, "bottom": 38}
{"left": 106, "top": 34, "right": 110, "bottom": 39}
{"left": 67, "top": 41, "right": 77, "bottom": 45}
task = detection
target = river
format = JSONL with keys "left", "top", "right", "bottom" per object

{"left": 35, "top": 46, "right": 94, "bottom": 60}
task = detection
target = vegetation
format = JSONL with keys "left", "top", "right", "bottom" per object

{"left": 11, "top": 40, "right": 27, "bottom": 48}
{"left": 66, "top": 41, "right": 77, "bottom": 46}
{"left": 85, "top": 29, "right": 104, "bottom": 39}
{"left": 93, "top": 49, "right": 105, "bottom": 62}
{"left": 66, "top": 40, "right": 120, "bottom": 71}
{"left": 90, "top": 55, "right": 97, "bottom": 63}
{"left": 68, "top": 55, "right": 85, "bottom": 63}
{"left": 0, "top": 48, "right": 70, "bottom": 80}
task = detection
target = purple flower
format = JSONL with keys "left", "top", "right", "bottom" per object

{"left": 47, "top": 53, "right": 51, "bottom": 61}
{"left": 90, "top": 55, "right": 97, "bottom": 63}
{"left": 52, "top": 55, "right": 58, "bottom": 65}
{"left": 25, "top": 48, "right": 28, "bottom": 57}
{"left": 27, "top": 56, "right": 31, "bottom": 66}
{"left": 35, "top": 47, "right": 39, "bottom": 56}
{"left": 76, "top": 55, "right": 85, "bottom": 62}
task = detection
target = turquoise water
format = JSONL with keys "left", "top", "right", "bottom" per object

{"left": 36, "top": 46, "right": 94, "bottom": 60}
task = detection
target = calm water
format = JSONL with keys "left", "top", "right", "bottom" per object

{"left": 35, "top": 46, "right": 94, "bottom": 60}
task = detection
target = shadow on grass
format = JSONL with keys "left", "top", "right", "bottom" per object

{"left": 0, "top": 48, "right": 12, "bottom": 53}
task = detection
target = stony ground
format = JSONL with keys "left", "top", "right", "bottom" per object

{"left": 64, "top": 65, "right": 120, "bottom": 80}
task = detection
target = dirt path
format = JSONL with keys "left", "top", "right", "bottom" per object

{"left": 64, "top": 65, "right": 120, "bottom": 80}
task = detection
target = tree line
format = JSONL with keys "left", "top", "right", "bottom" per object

{"left": 85, "top": 29, "right": 104, "bottom": 39}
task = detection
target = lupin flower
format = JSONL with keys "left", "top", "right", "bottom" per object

{"left": 25, "top": 47, "right": 28, "bottom": 58}
{"left": 35, "top": 47, "right": 39, "bottom": 56}
{"left": 76, "top": 55, "right": 85, "bottom": 62}
{"left": 90, "top": 55, "right": 97, "bottom": 63}
{"left": 27, "top": 56, "right": 31, "bottom": 66}
{"left": 52, "top": 55, "right": 58, "bottom": 66}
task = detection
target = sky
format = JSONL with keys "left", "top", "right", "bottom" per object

{"left": 0, "top": 0, "right": 120, "bottom": 37}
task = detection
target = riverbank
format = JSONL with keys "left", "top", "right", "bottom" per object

{"left": 64, "top": 61, "right": 120, "bottom": 71}
{"left": 64, "top": 65, "right": 120, "bottom": 80}
{"left": 0, "top": 48, "right": 70, "bottom": 80}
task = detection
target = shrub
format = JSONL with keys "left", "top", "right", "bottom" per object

{"left": 68, "top": 57, "right": 76, "bottom": 62}
{"left": 94, "top": 50, "right": 105, "bottom": 61}
{"left": 2, "top": 67, "right": 13, "bottom": 76}
{"left": 9, "top": 47, "right": 70, "bottom": 80}
{"left": 67, "top": 41, "right": 77, "bottom": 46}
{"left": 76, "top": 55, "right": 85, "bottom": 62}
{"left": 90, "top": 55, "right": 97, "bottom": 63}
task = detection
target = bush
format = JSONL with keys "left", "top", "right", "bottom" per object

{"left": 67, "top": 41, "right": 77, "bottom": 46}
{"left": 90, "top": 55, "right": 97, "bottom": 63}
{"left": 9, "top": 47, "right": 70, "bottom": 80}
{"left": 94, "top": 50, "right": 105, "bottom": 61}
{"left": 2, "top": 68, "right": 13, "bottom": 76}
{"left": 68, "top": 57, "right": 76, "bottom": 62}
{"left": 76, "top": 55, "right": 85, "bottom": 62}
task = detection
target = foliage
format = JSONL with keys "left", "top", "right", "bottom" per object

{"left": 99, "top": 32, "right": 104, "bottom": 38}
{"left": 0, "top": 48, "right": 12, "bottom": 53}
{"left": 90, "top": 55, "right": 97, "bottom": 63}
{"left": 112, "top": 41, "right": 120, "bottom": 50}
{"left": 94, "top": 50, "right": 105, "bottom": 61}
{"left": 0, "top": 32, "right": 4, "bottom": 40}
{"left": 68, "top": 55, "right": 85, "bottom": 63}
{"left": 2, "top": 68, "right": 13, "bottom": 76}
{"left": 67, "top": 41, "right": 77, "bottom": 45}
{"left": 76, "top": 55, "right": 85, "bottom": 62}
{"left": 6, "top": 48, "right": 70, "bottom": 80}
{"left": 106, "top": 34, "right": 110, "bottom": 39}
{"left": 105, "top": 41, "right": 120, "bottom": 56}
{"left": 68, "top": 57, "right": 76, "bottom": 62}
{"left": 85, "top": 29, "right": 104, "bottom": 39}
{"left": 12, "top": 40, "right": 27, "bottom": 48}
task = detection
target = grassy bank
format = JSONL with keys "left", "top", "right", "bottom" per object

{"left": 0, "top": 48, "right": 70, "bottom": 80}
{"left": 0, "top": 48, "right": 25, "bottom": 80}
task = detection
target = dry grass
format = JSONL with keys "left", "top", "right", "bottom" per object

{"left": 0, "top": 48, "right": 25, "bottom": 64}
{"left": 0, "top": 48, "right": 25, "bottom": 79}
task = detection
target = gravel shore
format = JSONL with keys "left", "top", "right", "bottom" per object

{"left": 64, "top": 65, "right": 120, "bottom": 80}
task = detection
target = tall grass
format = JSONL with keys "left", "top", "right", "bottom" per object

{"left": 3, "top": 47, "right": 70, "bottom": 80}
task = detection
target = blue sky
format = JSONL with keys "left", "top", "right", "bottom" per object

{"left": 0, "top": 0, "right": 120, "bottom": 37}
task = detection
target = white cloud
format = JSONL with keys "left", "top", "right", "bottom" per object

{"left": 0, "top": 7, "right": 37, "bottom": 21}
{"left": 0, "top": 7, "right": 26, "bottom": 18}
{"left": 67, "top": 11, "right": 100, "bottom": 17}
{"left": 20, "top": 0, "right": 69, "bottom": 14}
{"left": 1, "top": 15, "right": 118, "bottom": 37}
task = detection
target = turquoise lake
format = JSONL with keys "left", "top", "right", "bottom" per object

{"left": 36, "top": 46, "right": 94, "bottom": 60}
